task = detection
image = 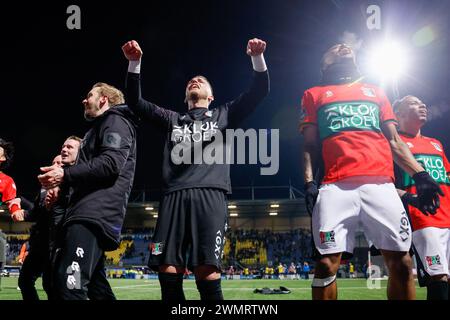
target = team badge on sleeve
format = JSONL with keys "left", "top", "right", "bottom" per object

{"left": 103, "top": 132, "right": 122, "bottom": 149}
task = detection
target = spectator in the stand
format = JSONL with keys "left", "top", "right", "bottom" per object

{"left": 303, "top": 262, "right": 310, "bottom": 280}
{"left": 288, "top": 262, "right": 296, "bottom": 279}
{"left": 277, "top": 262, "right": 284, "bottom": 280}
{"left": 243, "top": 267, "right": 250, "bottom": 280}
{"left": 226, "top": 265, "right": 234, "bottom": 280}
{"left": 296, "top": 261, "right": 303, "bottom": 280}
{"left": 349, "top": 262, "right": 356, "bottom": 278}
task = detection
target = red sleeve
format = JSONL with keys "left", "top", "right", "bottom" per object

{"left": 443, "top": 147, "right": 450, "bottom": 175}
{"left": 2, "top": 178, "right": 20, "bottom": 213}
{"left": 2, "top": 177, "right": 16, "bottom": 202}
{"left": 19, "top": 243, "right": 27, "bottom": 261}
{"left": 299, "top": 90, "right": 317, "bottom": 132}
{"left": 377, "top": 88, "right": 398, "bottom": 124}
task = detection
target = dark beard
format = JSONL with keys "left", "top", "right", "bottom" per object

{"left": 187, "top": 91, "right": 200, "bottom": 103}
{"left": 321, "top": 57, "right": 361, "bottom": 85}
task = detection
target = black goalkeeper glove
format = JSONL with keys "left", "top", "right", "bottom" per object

{"left": 400, "top": 192, "right": 423, "bottom": 213}
{"left": 305, "top": 181, "right": 319, "bottom": 216}
{"left": 412, "top": 171, "right": 444, "bottom": 215}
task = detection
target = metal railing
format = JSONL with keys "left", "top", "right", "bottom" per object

{"left": 129, "top": 183, "right": 305, "bottom": 203}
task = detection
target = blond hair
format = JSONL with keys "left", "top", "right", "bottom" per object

{"left": 93, "top": 82, "right": 125, "bottom": 107}
{"left": 66, "top": 135, "right": 82, "bottom": 143}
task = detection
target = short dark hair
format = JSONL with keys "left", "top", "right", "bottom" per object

{"left": 0, "top": 138, "right": 14, "bottom": 170}
{"left": 188, "top": 75, "right": 214, "bottom": 96}
{"left": 392, "top": 95, "right": 415, "bottom": 114}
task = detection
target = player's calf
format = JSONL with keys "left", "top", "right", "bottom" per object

{"left": 158, "top": 265, "right": 185, "bottom": 301}
{"left": 427, "top": 275, "right": 448, "bottom": 300}
{"left": 194, "top": 265, "right": 223, "bottom": 301}
{"left": 381, "top": 250, "right": 415, "bottom": 300}
{"left": 312, "top": 253, "right": 341, "bottom": 300}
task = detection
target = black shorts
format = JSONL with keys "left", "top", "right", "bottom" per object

{"left": 148, "top": 188, "right": 228, "bottom": 272}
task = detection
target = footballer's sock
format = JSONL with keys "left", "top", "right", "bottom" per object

{"left": 427, "top": 281, "right": 448, "bottom": 300}
{"left": 158, "top": 272, "right": 185, "bottom": 301}
{"left": 196, "top": 278, "right": 224, "bottom": 300}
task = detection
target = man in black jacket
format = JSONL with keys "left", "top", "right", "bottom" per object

{"left": 38, "top": 83, "right": 137, "bottom": 300}
{"left": 122, "top": 38, "right": 269, "bottom": 300}
{"left": 19, "top": 136, "right": 81, "bottom": 300}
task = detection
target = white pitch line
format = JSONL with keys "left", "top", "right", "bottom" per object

{"left": 113, "top": 285, "right": 389, "bottom": 291}
{"left": 112, "top": 284, "right": 157, "bottom": 289}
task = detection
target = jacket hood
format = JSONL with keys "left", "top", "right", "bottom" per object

{"left": 101, "top": 104, "right": 139, "bottom": 128}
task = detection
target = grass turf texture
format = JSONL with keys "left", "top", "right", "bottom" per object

{"left": 0, "top": 277, "right": 427, "bottom": 300}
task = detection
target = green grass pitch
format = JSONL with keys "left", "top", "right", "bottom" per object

{"left": 0, "top": 277, "right": 427, "bottom": 300}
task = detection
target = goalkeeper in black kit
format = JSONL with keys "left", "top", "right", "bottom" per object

{"left": 122, "top": 38, "right": 269, "bottom": 301}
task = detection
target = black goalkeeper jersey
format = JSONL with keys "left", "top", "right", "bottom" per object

{"left": 125, "top": 70, "right": 269, "bottom": 194}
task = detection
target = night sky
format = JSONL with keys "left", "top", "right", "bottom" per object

{"left": 1, "top": 0, "right": 449, "bottom": 198}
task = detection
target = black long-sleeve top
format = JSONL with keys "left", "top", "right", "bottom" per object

{"left": 126, "top": 69, "right": 269, "bottom": 194}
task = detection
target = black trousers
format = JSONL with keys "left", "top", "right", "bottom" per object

{"left": 18, "top": 246, "right": 51, "bottom": 300}
{"left": 53, "top": 223, "right": 115, "bottom": 300}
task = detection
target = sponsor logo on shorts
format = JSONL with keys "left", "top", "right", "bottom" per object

{"left": 215, "top": 230, "right": 223, "bottom": 260}
{"left": 66, "top": 261, "right": 81, "bottom": 290}
{"left": 426, "top": 255, "right": 441, "bottom": 267}
{"left": 399, "top": 211, "right": 410, "bottom": 242}
{"left": 319, "top": 231, "right": 335, "bottom": 245}
{"left": 151, "top": 242, "right": 164, "bottom": 256}
{"left": 76, "top": 247, "right": 84, "bottom": 258}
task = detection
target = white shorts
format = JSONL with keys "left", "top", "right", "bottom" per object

{"left": 413, "top": 227, "right": 450, "bottom": 278}
{"left": 312, "top": 176, "right": 411, "bottom": 255}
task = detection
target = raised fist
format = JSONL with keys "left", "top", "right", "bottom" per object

{"left": 122, "top": 40, "right": 143, "bottom": 61}
{"left": 246, "top": 38, "right": 266, "bottom": 56}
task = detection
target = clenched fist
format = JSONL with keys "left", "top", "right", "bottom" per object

{"left": 38, "top": 165, "right": 64, "bottom": 189}
{"left": 11, "top": 209, "right": 25, "bottom": 222}
{"left": 122, "top": 40, "right": 143, "bottom": 61}
{"left": 246, "top": 38, "right": 266, "bottom": 56}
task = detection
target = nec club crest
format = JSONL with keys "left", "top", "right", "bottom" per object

{"left": 406, "top": 142, "right": 414, "bottom": 149}
{"left": 361, "top": 87, "right": 376, "bottom": 98}
{"left": 319, "top": 230, "right": 335, "bottom": 245}
{"left": 426, "top": 255, "right": 441, "bottom": 268}
{"left": 151, "top": 242, "right": 164, "bottom": 256}
{"left": 430, "top": 141, "right": 443, "bottom": 152}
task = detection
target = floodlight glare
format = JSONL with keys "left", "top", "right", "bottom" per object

{"left": 368, "top": 40, "right": 408, "bottom": 80}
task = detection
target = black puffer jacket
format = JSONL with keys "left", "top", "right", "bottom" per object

{"left": 63, "top": 105, "right": 137, "bottom": 250}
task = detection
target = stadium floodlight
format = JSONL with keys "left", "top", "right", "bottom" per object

{"left": 0, "top": 209, "right": 4, "bottom": 213}
{"left": 230, "top": 213, "right": 239, "bottom": 217}
{"left": 152, "top": 214, "right": 158, "bottom": 218}
{"left": 145, "top": 206, "right": 154, "bottom": 211}
{"left": 367, "top": 39, "right": 408, "bottom": 81}
{"left": 228, "top": 205, "right": 237, "bottom": 209}
{"left": 270, "top": 204, "right": 279, "bottom": 208}
{"left": 269, "top": 212, "right": 278, "bottom": 216}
